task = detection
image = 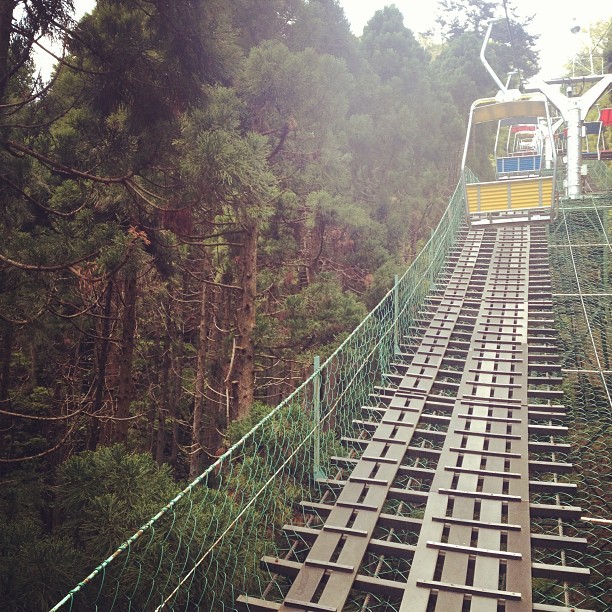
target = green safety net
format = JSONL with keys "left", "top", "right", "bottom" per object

{"left": 586, "top": 159, "right": 612, "bottom": 192}
{"left": 50, "top": 182, "right": 467, "bottom": 611}
{"left": 541, "top": 185, "right": 612, "bottom": 611}
{"left": 51, "top": 164, "right": 612, "bottom": 611}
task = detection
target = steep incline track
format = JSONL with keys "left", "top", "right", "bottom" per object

{"left": 239, "top": 223, "right": 590, "bottom": 612}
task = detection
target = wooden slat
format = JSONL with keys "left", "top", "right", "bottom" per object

{"left": 531, "top": 533, "right": 588, "bottom": 551}
{"left": 532, "top": 562, "right": 590, "bottom": 583}
{"left": 235, "top": 596, "right": 281, "bottom": 611}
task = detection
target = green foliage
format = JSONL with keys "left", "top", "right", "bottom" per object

{"left": 55, "top": 445, "right": 179, "bottom": 552}
{"left": 0, "top": 1, "right": 560, "bottom": 606}
{"left": 364, "top": 256, "right": 407, "bottom": 310}
{"left": 435, "top": 0, "right": 539, "bottom": 79}
{"left": 286, "top": 0, "right": 360, "bottom": 69}
{"left": 284, "top": 273, "right": 367, "bottom": 349}
{"left": 226, "top": 401, "right": 275, "bottom": 444}
{"left": 0, "top": 444, "right": 301, "bottom": 610}
{"left": 241, "top": 39, "right": 353, "bottom": 137}
{"left": 226, "top": 401, "right": 344, "bottom": 486}
{"left": 432, "top": 32, "right": 494, "bottom": 112}
{"left": 361, "top": 5, "right": 428, "bottom": 82}
{"left": 0, "top": 524, "right": 78, "bottom": 612}
{"left": 71, "top": 0, "right": 239, "bottom": 124}
{"left": 436, "top": 0, "right": 497, "bottom": 37}
{"left": 1, "top": 388, "right": 352, "bottom": 608}
{"left": 176, "top": 86, "right": 278, "bottom": 240}
{"left": 0, "top": 468, "right": 79, "bottom": 611}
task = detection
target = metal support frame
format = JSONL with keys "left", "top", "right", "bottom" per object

{"left": 480, "top": 20, "right": 507, "bottom": 94}
{"left": 527, "top": 75, "right": 612, "bottom": 198}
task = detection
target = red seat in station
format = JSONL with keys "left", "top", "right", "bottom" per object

{"left": 599, "top": 108, "right": 612, "bottom": 126}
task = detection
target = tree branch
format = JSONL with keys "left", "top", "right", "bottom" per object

{"left": 0, "top": 249, "right": 99, "bottom": 271}
{"left": 0, "top": 420, "right": 79, "bottom": 463}
{"left": 5, "top": 139, "right": 134, "bottom": 184}
{"left": 0, "top": 173, "right": 87, "bottom": 217}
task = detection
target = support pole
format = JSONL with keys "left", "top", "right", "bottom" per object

{"left": 480, "top": 20, "right": 506, "bottom": 93}
{"left": 394, "top": 274, "right": 400, "bottom": 355}
{"left": 313, "top": 355, "right": 324, "bottom": 480}
{"left": 566, "top": 106, "right": 583, "bottom": 198}
{"left": 527, "top": 75, "right": 612, "bottom": 199}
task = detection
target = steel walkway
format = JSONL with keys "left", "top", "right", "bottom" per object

{"left": 238, "top": 223, "right": 590, "bottom": 612}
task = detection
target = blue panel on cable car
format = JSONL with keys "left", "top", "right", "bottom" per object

{"left": 497, "top": 155, "right": 541, "bottom": 174}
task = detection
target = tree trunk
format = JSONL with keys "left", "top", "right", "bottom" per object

{"left": 170, "top": 350, "right": 181, "bottom": 469}
{"left": 59, "top": 325, "right": 84, "bottom": 462}
{"left": 0, "top": 319, "right": 12, "bottom": 406}
{"left": 307, "top": 211, "right": 325, "bottom": 282}
{"left": 156, "top": 302, "right": 172, "bottom": 464}
{"left": 230, "top": 221, "right": 258, "bottom": 421}
{"left": 170, "top": 282, "right": 185, "bottom": 470}
{"left": 190, "top": 271, "right": 217, "bottom": 479}
{"left": 87, "top": 281, "right": 113, "bottom": 451}
{"left": 0, "top": 319, "right": 13, "bottom": 453}
{"left": 0, "top": 1, "right": 16, "bottom": 103}
{"left": 27, "top": 340, "right": 37, "bottom": 391}
{"left": 114, "top": 270, "right": 138, "bottom": 444}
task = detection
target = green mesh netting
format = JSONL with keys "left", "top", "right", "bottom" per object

{"left": 50, "top": 184, "right": 467, "bottom": 611}
{"left": 586, "top": 159, "right": 612, "bottom": 192}
{"left": 51, "top": 170, "right": 612, "bottom": 611}
{"left": 541, "top": 190, "right": 612, "bottom": 611}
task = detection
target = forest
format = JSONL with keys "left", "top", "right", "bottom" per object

{"left": 1, "top": 0, "right": 600, "bottom": 608}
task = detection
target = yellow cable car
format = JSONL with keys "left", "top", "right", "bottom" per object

{"left": 462, "top": 94, "right": 559, "bottom": 226}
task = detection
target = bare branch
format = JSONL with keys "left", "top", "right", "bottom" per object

{"left": 0, "top": 405, "right": 82, "bottom": 421}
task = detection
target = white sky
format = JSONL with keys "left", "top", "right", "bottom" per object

{"left": 36, "top": 0, "right": 611, "bottom": 80}
{"left": 338, "top": 0, "right": 611, "bottom": 78}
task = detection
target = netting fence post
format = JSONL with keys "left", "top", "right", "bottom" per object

{"left": 313, "top": 355, "right": 325, "bottom": 480}
{"left": 394, "top": 274, "right": 400, "bottom": 355}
